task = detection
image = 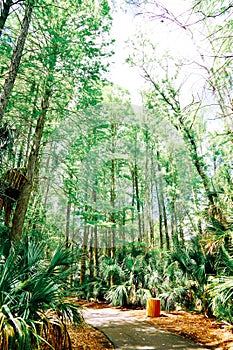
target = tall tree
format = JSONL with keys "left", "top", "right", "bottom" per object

{"left": 0, "top": 0, "right": 112, "bottom": 240}
{"left": 0, "top": 0, "right": 34, "bottom": 123}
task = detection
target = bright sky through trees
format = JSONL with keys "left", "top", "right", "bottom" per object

{"left": 109, "top": 0, "right": 231, "bottom": 112}
{"left": 110, "top": 9, "right": 143, "bottom": 104}
{"left": 109, "top": 0, "right": 198, "bottom": 104}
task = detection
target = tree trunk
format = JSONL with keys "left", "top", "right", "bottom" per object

{"left": 155, "top": 177, "right": 163, "bottom": 250}
{"left": 106, "top": 229, "right": 111, "bottom": 257}
{"left": 192, "top": 185, "right": 203, "bottom": 236}
{"left": 25, "top": 82, "right": 40, "bottom": 168}
{"left": 0, "top": 0, "right": 13, "bottom": 36}
{"left": 10, "top": 87, "right": 50, "bottom": 241}
{"left": 121, "top": 208, "right": 126, "bottom": 255}
{"left": 16, "top": 139, "right": 24, "bottom": 168}
{"left": 156, "top": 151, "right": 170, "bottom": 250}
{"left": 110, "top": 123, "right": 116, "bottom": 259}
{"left": 94, "top": 224, "right": 98, "bottom": 277}
{"left": 130, "top": 165, "right": 135, "bottom": 241}
{"left": 0, "top": 2, "right": 34, "bottom": 123}
{"left": 65, "top": 201, "right": 71, "bottom": 248}
{"left": 179, "top": 221, "right": 184, "bottom": 244}
{"left": 144, "top": 128, "right": 150, "bottom": 248}
{"left": 161, "top": 190, "right": 170, "bottom": 250}
{"left": 93, "top": 188, "right": 98, "bottom": 277}
{"left": 134, "top": 163, "right": 142, "bottom": 241}
{"left": 171, "top": 212, "right": 178, "bottom": 248}
{"left": 43, "top": 142, "right": 54, "bottom": 208}
{"left": 80, "top": 223, "right": 89, "bottom": 285}
{"left": 89, "top": 228, "right": 94, "bottom": 278}
{"left": 149, "top": 165, "right": 155, "bottom": 247}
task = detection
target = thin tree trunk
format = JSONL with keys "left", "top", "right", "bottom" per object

{"left": 130, "top": 165, "right": 135, "bottom": 242}
{"left": 110, "top": 123, "right": 116, "bottom": 259}
{"left": 0, "top": 0, "right": 13, "bottom": 36}
{"left": 156, "top": 151, "right": 170, "bottom": 250}
{"left": 122, "top": 208, "right": 126, "bottom": 255}
{"left": 65, "top": 201, "right": 71, "bottom": 248}
{"left": 149, "top": 165, "right": 155, "bottom": 247}
{"left": 106, "top": 228, "right": 111, "bottom": 257}
{"left": 93, "top": 187, "right": 98, "bottom": 277}
{"left": 170, "top": 160, "right": 178, "bottom": 247}
{"left": 161, "top": 190, "right": 170, "bottom": 250}
{"left": 134, "top": 163, "right": 142, "bottom": 241}
{"left": 144, "top": 129, "right": 150, "bottom": 248}
{"left": 155, "top": 177, "right": 163, "bottom": 250}
{"left": 16, "top": 139, "right": 24, "bottom": 168}
{"left": 89, "top": 228, "right": 94, "bottom": 279}
{"left": 25, "top": 82, "right": 40, "bottom": 168}
{"left": 72, "top": 208, "right": 76, "bottom": 242}
{"left": 94, "top": 225, "right": 98, "bottom": 277}
{"left": 179, "top": 221, "right": 184, "bottom": 244}
{"left": 111, "top": 227, "right": 116, "bottom": 259}
{"left": 171, "top": 213, "right": 177, "bottom": 248}
{"left": 43, "top": 142, "right": 54, "bottom": 208}
{"left": 80, "top": 223, "right": 89, "bottom": 285}
{"left": 174, "top": 202, "right": 179, "bottom": 245}
{"left": 131, "top": 164, "right": 135, "bottom": 207}
{"left": 192, "top": 185, "right": 203, "bottom": 236}
{"left": 0, "top": 2, "right": 34, "bottom": 123}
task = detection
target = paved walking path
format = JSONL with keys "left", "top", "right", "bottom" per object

{"left": 83, "top": 307, "right": 208, "bottom": 350}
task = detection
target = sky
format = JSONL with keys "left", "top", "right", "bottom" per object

{"left": 108, "top": 0, "right": 211, "bottom": 107}
{"left": 110, "top": 9, "right": 143, "bottom": 104}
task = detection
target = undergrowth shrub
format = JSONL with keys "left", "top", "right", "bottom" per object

{"left": 0, "top": 235, "right": 82, "bottom": 350}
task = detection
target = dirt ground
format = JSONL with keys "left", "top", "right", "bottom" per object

{"left": 69, "top": 301, "right": 233, "bottom": 350}
{"left": 147, "top": 310, "right": 233, "bottom": 349}
{"left": 68, "top": 323, "right": 114, "bottom": 350}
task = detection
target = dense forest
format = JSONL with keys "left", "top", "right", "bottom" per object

{"left": 0, "top": 0, "right": 232, "bottom": 348}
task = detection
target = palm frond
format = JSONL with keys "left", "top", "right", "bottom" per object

{"left": 106, "top": 283, "right": 130, "bottom": 306}
{"left": 0, "top": 239, "right": 81, "bottom": 349}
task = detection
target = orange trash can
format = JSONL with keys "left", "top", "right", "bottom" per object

{"left": 147, "top": 298, "right": 160, "bottom": 317}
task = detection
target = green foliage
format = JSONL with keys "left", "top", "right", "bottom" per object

{"left": 135, "top": 288, "right": 152, "bottom": 307}
{"left": 0, "top": 237, "right": 82, "bottom": 349}
{"left": 74, "top": 276, "right": 109, "bottom": 301}
{"left": 208, "top": 276, "right": 233, "bottom": 322}
{"left": 99, "top": 256, "right": 125, "bottom": 285}
{"left": 106, "top": 283, "right": 130, "bottom": 307}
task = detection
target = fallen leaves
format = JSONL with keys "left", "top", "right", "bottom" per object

{"left": 68, "top": 323, "right": 114, "bottom": 350}
{"left": 146, "top": 311, "right": 233, "bottom": 349}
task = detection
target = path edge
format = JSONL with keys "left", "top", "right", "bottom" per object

{"left": 89, "top": 324, "right": 116, "bottom": 349}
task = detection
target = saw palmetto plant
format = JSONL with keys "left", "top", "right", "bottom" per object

{"left": 0, "top": 238, "right": 82, "bottom": 350}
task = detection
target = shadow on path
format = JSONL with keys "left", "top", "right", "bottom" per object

{"left": 83, "top": 308, "right": 208, "bottom": 350}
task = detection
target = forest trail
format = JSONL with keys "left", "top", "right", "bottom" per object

{"left": 83, "top": 307, "right": 208, "bottom": 350}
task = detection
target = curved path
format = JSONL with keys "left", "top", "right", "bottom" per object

{"left": 83, "top": 307, "right": 208, "bottom": 350}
